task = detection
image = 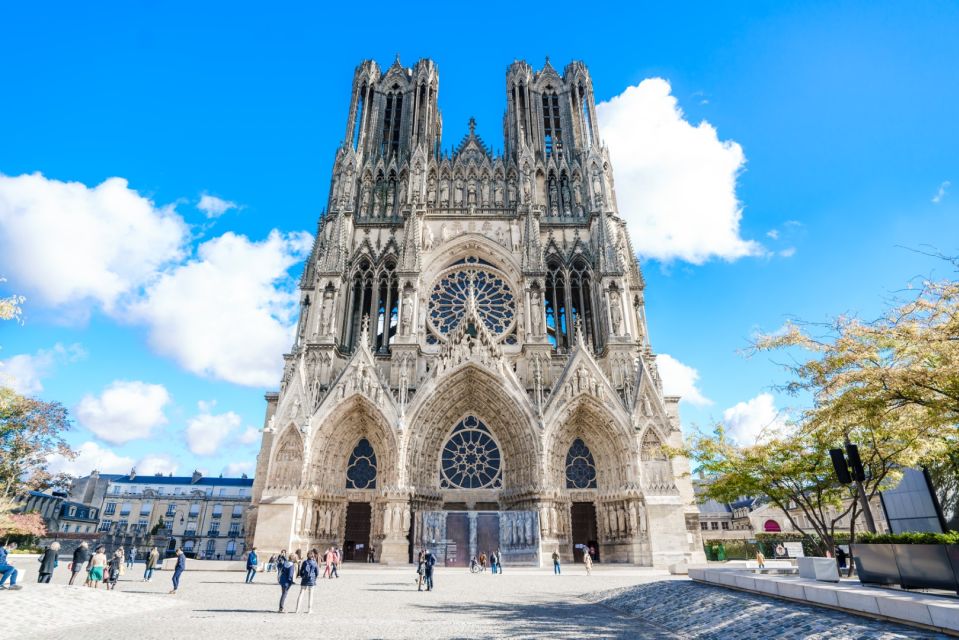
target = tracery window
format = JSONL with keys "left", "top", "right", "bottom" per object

{"left": 428, "top": 261, "right": 515, "bottom": 338}
{"left": 382, "top": 87, "right": 404, "bottom": 157}
{"left": 346, "top": 438, "right": 377, "bottom": 489}
{"left": 545, "top": 256, "right": 596, "bottom": 351}
{"left": 542, "top": 90, "right": 562, "bottom": 156}
{"left": 565, "top": 438, "right": 597, "bottom": 489}
{"left": 440, "top": 415, "right": 502, "bottom": 489}
{"left": 343, "top": 257, "right": 398, "bottom": 353}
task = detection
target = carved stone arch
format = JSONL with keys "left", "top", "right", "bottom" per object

{"left": 308, "top": 395, "right": 398, "bottom": 492}
{"left": 420, "top": 234, "right": 523, "bottom": 288}
{"left": 267, "top": 426, "right": 305, "bottom": 491}
{"left": 545, "top": 397, "right": 636, "bottom": 490}
{"left": 405, "top": 364, "right": 539, "bottom": 494}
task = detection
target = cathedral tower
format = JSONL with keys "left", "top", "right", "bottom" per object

{"left": 250, "top": 57, "right": 705, "bottom": 567}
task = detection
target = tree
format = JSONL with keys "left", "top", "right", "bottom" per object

{"left": 0, "top": 277, "right": 24, "bottom": 323}
{"left": 0, "top": 387, "right": 75, "bottom": 499}
{"left": 0, "top": 498, "right": 47, "bottom": 542}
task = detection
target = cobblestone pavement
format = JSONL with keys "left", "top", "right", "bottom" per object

{"left": 585, "top": 581, "right": 951, "bottom": 640}
{"left": 2, "top": 558, "right": 949, "bottom": 639}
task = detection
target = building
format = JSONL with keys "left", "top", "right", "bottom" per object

{"left": 14, "top": 490, "right": 101, "bottom": 546}
{"left": 251, "top": 57, "right": 705, "bottom": 568}
{"left": 92, "top": 470, "right": 254, "bottom": 559}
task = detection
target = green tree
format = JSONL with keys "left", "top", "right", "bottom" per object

{"left": 0, "top": 388, "right": 75, "bottom": 498}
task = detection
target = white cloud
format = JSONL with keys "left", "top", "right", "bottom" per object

{"left": 76, "top": 380, "right": 171, "bottom": 444}
{"left": 186, "top": 401, "right": 243, "bottom": 455}
{"left": 0, "top": 173, "right": 187, "bottom": 313}
{"left": 597, "top": 79, "right": 762, "bottom": 264}
{"left": 722, "top": 392, "right": 786, "bottom": 445}
{"left": 932, "top": 180, "right": 950, "bottom": 204}
{"left": 47, "top": 441, "right": 135, "bottom": 476}
{"left": 237, "top": 427, "right": 260, "bottom": 445}
{"left": 766, "top": 229, "right": 779, "bottom": 240}
{"left": 657, "top": 354, "right": 712, "bottom": 407}
{"left": 128, "top": 230, "right": 312, "bottom": 387}
{"left": 779, "top": 247, "right": 797, "bottom": 258}
{"left": 197, "top": 193, "right": 239, "bottom": 218}
{"left": 0, "top": 343, "right": 85, "bottom": 395}
{"left": 222, "top": 461, "right": 255, "bottom": 477}
{"left": 136, "top": 453, "right": 179, "bottom": 476}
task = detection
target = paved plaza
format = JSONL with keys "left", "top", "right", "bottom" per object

{"left": 2, "top": 559, "right": 951, "bottom": 639}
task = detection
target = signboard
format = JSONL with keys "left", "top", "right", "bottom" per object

{"left": 784, "top": 542, "right": 804, "bottom": 558}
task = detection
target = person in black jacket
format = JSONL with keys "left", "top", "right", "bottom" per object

{"left": 69, "top": 542, "right": 90, "bottom": 586}
{"left": 277, "top": 555, "right": 296, "bottom": 613}
{"left": 423, "top": 549, "right": 436, "bottom": 591}
{"left": 37, "top": 542, "right": 60, "bottom": 583}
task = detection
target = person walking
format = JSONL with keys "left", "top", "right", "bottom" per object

{"left": 266, "top": 554, "right": 276, "bottom": 572}
{"left": 330, "top": 547, "right": 340, "bottom": 579}
{"left": 293, "top": 549, "right": 319, "bottom": 614}
{"left": 755, "top": 550, "right": 766, "bottom": 570}
{"left": 127, "top": 546, "right": 137, "bottom": 569}
{"left": 37, "top": 542, "right": 60, "bottom": 583}
{"left": 87, "top": 546, "right": 107, "bottom": 588}
{"left": 583, "top": 550, "right": 593, "bottom": 576}
{"left": 277, "top": 554, "right": 295, "bottom": 613}
{"left": 276, "top": 549, "right": 288, "bottom": 583}
{"left": 70, "top": 542, "right": 90, "bottom": 586}
{"left": 106, "top": 550, "right": 122, "bottom": 590}
{"left": 416, "top": 549, "right": 426, "bottom": 591}
{"left": 245, "top": 547, "right": 259, "bottom": 584}
{"left": 552, "top": 550, "right": 561, "bottom": 575}
{"left": 423, "top": 549, "right": 436, "bottom": 591}
{"left": 170, "top": 548, "right": 186, "bottom": 595}
{"left": 144, "top": 546, "right": 159, "bottom": 582}
{"left": 0, "top": 542, "right": 21, "bottom": 590}
{"left": 496, "top": 549, "right": 503, "bottom": 574}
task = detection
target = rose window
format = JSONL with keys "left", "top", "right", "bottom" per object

{"left": 440, "top": 415, "right": 502, "bottom": 489}
{"left": 346, "top": 438, "right": 377, "bottom": 489}
{"left": 565, "top": 438, "right": 597, "bottom": 489}
{"left": 428, "top": 263, "right": 515, "bottom": 338}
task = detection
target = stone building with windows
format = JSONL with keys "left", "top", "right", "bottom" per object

{"left": 94, "top": 470, "right": 253, "bottom": 559}
{"left": 251, "top": 57, "right": 705, "bottom": 567}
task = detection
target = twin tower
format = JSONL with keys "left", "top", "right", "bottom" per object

{"left": 250, "top": 57, "right": 705, "bottom": 568}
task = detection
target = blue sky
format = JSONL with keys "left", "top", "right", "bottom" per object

{"left": 1, "top": 1, "right": 957, "bottom": 478}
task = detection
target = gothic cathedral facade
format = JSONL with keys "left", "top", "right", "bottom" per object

{"left": 250, "top": 57, "right": 706, "bottom": 567}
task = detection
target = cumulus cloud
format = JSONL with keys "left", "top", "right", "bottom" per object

{"left": 722, "top": 392, "right": 786, "bottom": 445}
{"left": 128, "top": 230, "right": 312, "bottom": 387}
{"left": 136, "top": 453, "right": 179, "bottom": 476}
{"left": 932, "top": 180, "right": 950, "bottom": 204}
{"left": 237, "top": 427, "right": 261, "bottom": 445}
{"left": 76, "top": 380, "right": 171, "bottom": 444}
{"left": 223, "top": 461, "right": 255, "bottom": 477}
{"left": 656, "top": 354, "right": 712, "bottom": 406}
{"left": 0, "top": 173, "right": 187, "bottom": 313}
{"left": 47, "top": 441, "right": 135, "bottom": 476}
{"left": 186, "top": 401, "right": 243, "bottom": 456}
{"left": 0, "top": 343, "right": 85, "bottom": 395}
{"left": 596, "top": 79, "right": 762, "bottom": 264}
{"left": 197, "top": 193, "right": 239, "bottom": 218}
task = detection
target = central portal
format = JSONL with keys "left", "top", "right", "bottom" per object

{"left": 571, "top": 501, "right": 599, "bottom": 563}
{"left": 417, "top": 510, "right": 540, "bottom": 566}
{"left": 343, "top": 501, "right": 372, "bottom": 562}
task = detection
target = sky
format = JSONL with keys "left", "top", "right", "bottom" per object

{"left": 1, "top": 1, "right": 957, "bottom": 479}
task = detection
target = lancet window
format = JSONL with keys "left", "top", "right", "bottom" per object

{"left": 381, "top": 87, "right": 404, "bottom": 157}
{"left": 545, "top": 255, "right": 597, "bottom": 351}
{"left": 542, "top": 90, "right": 562, "bottom": 156}
{"left": 343, "top": 257, "right": 399, "bottom": 353}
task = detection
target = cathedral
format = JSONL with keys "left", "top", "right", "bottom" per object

{"left": 250, "top": 57, "right": 706, "bottom": 567}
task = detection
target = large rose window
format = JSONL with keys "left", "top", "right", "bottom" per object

{"left": 440, "top": 415, "right": 503, "bottom": 489}
{"left": 428, "top": 262, "right": 515, "bottom": 338}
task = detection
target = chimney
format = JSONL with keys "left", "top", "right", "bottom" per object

{"left": 191, "top": 470, "right": 202, "bottom": 484}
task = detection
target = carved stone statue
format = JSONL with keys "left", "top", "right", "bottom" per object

{"left": 427, "top": 175, "right": 436, "bottom": 204}
{"left": 421, "top": 223, "right": 434, "bottom": 251}
{"left": 400, "top": 289, "right": 413, "bottom": 335}
{"left": 494, "top": 180, "right": 503, "bottom": 206}
{"left": 319, "top": 290, "right": 334, "bottom": 336}
{"left": 529, "top": 289, "right": 544, "bottom": 336}
{"left": 440, "top": 178, "right": 449, "bottom": 205}
{"left": 609, "top": 288, "right": 623, "bottom": 335}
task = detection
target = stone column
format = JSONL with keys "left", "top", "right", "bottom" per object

{"left": 468, "top": 511, "right": 478, "bottom": 563}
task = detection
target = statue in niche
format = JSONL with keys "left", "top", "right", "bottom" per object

{"left": 372, "top": 185, "right": 382, "bottom": 217}
{"left": 454, "top": 178, "right": 464, "bottom": 206}
{"left": 427, "top": 175, "right": 437, "bottom": 205}
{"left": 360, "top": 178, "right": 372, "bottom": 212}
{"left": 467, "top": 178, "right": 476, "bottom": 205}
{"left": 440, "top": 178, "right": 449, "bottom": 206}
{"left": 400, "top": 289, "right": 413, "bottom": 335}
{"left": 386, "top": 182, "right": 395, "bottom": 214}
{"left": 592, "top": 172, "right": 604, "bottom": 204}
{"left": 340, "top": 165, "right": 354, "bottom": 204}
{"left": 525, "top": 512, "right": 533, "bottom": 544}
{"left": 529, "top": 289, "right": 544, "bottom": 336}
{"left": 562, "top": 180, "right": 572, "bottom": 215}
{"left": 493, "top": 180, "right": 503, "bottom": 206}
{"left": 572, "top": 179, "right": 583, "bottom": 215}
{"left": 319, "top": 290, "right": 334, "bottom": 336}
{"left": 522, "top": 175, "right": 532, "bottom": 203}
{"left": 628, "top": 503, "right": 638, "bottom": 534}
{"left": 494, "top": 226, "right": 505, "bottom": 246}
{"left": 609, "top": 288, "right": 623, "bottom": 335}
{"left": 421, "top": 223, "right": 434, "bottom": 251}
{"left": 548, "top": 179, "right": 559, "bottom": 215}
{"left": 507, "top": 178, "right": 517, "bottom": 205}
{"left": 481, "top": 178, "right": 490, "bottom": 205}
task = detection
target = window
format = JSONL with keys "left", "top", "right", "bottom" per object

{"left": 351, "top": 85, "right": 366, "bottom": 150}
{"left": 61, "top": 523, "right": 69, "bottom": 531}
{"left": 381, "top": 89, "right": 403, "bottom": 156}
{"left": 428, "top": 263, "right": 515, "bottom": 338}
{"left": 763, "top": 520, "right": 782, "bottom": 533}
{"left": 185, "top": 521, "right": 197, "bottom": 536}
{"left": 344, "top": 258, "right": 400, "bottom": 352}
{"left": 189, "top": 502, "right": 200, "bottom": 518}
{"left": 120, "top": 503, "right": 131, "bottom": 516}
{"left": 205, "top": 539, "right": 216, "bottom": 555}
{"left": 140, "top": 502, "right": 152, "bottom": 516}
{"left": 721, "top": 522, "right": 729, "bottom": 530}
{"left": 68, "top": 506, "right": 76, "bottom": 516}
{"left": 346, "top": 439, "right": 378, "bottom": 489}
{"left": 226, "top": 540, "right": 237, "bottom": 556}
{"left": 99, "top": 521, "right": 112, "bottom": 532}
{"left": 166, "top": 504, "right": 176, "bottom": 517}
{"left": 208, "top": 521, "right": 220, "bottom": 537}
{"left": 212, "top": 503, "right": 223, "bottom": 518}
{"left": 710, "top": 522, "right": 718, "bottom": 530}
{"left": 700, "top": 522, "right": 708, "bottom": 531}
{"left": 104, "top": 502, "right": 117, "bottom": 515}
{"left": 218, "top": 488, "right": 226, "bottom": 496}
{"left": 112, "top": 485, "right": 120, "bottom": 495}
{"left": 183, "top": 540, "right": 195, "bottom": 552}
{"left": 228, "top": 523, "right": 241, "bottom": 537}
{"left": 440, "top": 415, "right": 502, "bottom": 489}
{"left": 579, "top": 84, "right": 593, "bottom": 148}
{"left": 136, "top": 519, "right": 148, "bottom": 533}
{"left": 565, "top": 438, "right": 597, "bottom": 489}
{"left": 232, "top": 505, "right": 244, "bottom": 518}
{"left": 117, "top": 519, "right": 128, "bottom": 532}
{"left": 542, "top": 91, "right": 562, "bottom": 155}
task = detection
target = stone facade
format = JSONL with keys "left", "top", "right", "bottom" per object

{"left": 251, "top": 57, "right": 705, "bottom": 567}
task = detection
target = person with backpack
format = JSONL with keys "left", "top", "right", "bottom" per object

{"left": 423, "top": 549, "right": 436, "bottom": 591}
{"left": 293, "top": 549, "right": 319, "bottom": 614}
{"left": 245, "top": 547, "right": 258, "bottom": 583}
{"left": 277, "top": 554, "right": 296, "bottom": 613}
{"left": 276, "top": 549, "right": 288, "bottom": 583}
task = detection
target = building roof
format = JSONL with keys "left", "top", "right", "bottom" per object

{"left": 109, "top": 475, "right": 253, "bottom": 487}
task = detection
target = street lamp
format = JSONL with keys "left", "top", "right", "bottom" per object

{"left": 829, "top": 441, "right": 878, "bottom": 533}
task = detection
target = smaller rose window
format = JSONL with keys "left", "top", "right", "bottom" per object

{"left": 440, "top": 415, "right": 502, "bottom": 489}
{"left": 565, "top": 438, "right": 597, "bottom": 489}
{"left": 346, "top": 438, "right": 377, "bottom": 489}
